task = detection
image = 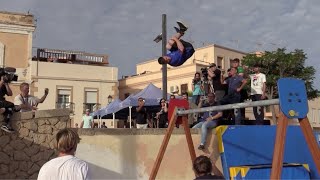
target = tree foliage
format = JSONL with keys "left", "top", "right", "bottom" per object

{"left": 242, "top": 48, "right": 319, "bottom": 99}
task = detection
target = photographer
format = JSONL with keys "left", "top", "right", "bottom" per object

{"left": 192, "top": 72, "right": 204, "bottom": 105}
{"left": 0, "top": 75, "right": 15, "bottom": 133}
{"left": 14, "top": 82, "right": 49, "bottom": 112}
{"left": 207, "top": 63, "right": 225, "bottom": 102}
{"left": 136, "top": 97, "right": 148, "bottom": 129}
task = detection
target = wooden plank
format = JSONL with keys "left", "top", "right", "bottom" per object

{"left": 149, "top": 108, "right": 178, "bottom": 180}
{"left": 182, "top": 116, "right": 196, "bottom": 163}
{"left": 299, "top": 117, "right": 320, "bottom": 174}
{"left": 270, "top": 113, "right": 289, "bottom": 179}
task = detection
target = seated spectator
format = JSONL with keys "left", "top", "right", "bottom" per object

{"left": 14, "top": 82, "right": 49, "bottom": 112}
{"left": 192, "top": 93, "right": 222, "bottom": 150}
{"left": 193, "top": 155, "right": 225, "bottom": 180}
{"left": 170, "top": 94, "right": 176, "bottom": 100}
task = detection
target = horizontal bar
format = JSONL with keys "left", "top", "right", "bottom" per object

{"left": 177, "top": 99, "right": 280, "bottom": 115}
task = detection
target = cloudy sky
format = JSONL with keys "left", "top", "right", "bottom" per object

{"left": 2, "top": 0, "right": 319, "bottom": 89}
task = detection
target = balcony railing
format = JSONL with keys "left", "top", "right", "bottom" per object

{"left": 83, "top": 103, "right": 101, "bottom": 113}
{"left": 56, "top": 102, "right": 75, "bottom": 113}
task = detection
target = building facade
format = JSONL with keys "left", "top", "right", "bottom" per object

{"left": 0, "top": 11, "right": 35, "bottom": 99}
{"left": 0, "top": 11, "right": 118, "bottom": 126}
{"left": 119, "top": 44, "right": 247, "bottom": 99}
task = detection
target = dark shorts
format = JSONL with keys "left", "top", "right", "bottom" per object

{"left": 170, "top": 39, "right": 193, "bottom": 51}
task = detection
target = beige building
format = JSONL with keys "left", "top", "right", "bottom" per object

{"left": 119, "top": 44, "right": 247, "bottom": 99}
{"left": 0, "top": 11, "right": 118, "bottom": 126}
{"left": 308, "top": 97, "right": 320, "bottom": 128}
{"left": 0, "top": 11, "right": 35, "bottom": 99}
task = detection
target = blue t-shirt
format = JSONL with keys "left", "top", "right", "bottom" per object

{"left": 200, "top": 102, "right": 222, "bottom": 122}
{"left": 225, "top": 75, "right": 244, "bottom": 95}
{"left": 167, "top": 47, "right": 195, "bottom": 67}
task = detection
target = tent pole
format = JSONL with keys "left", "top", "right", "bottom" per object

{"left": 129, "top": 106, "right": 132, "bottom": 129}
{"left": 113, "top": 113, "right": 115, "bottom": 128}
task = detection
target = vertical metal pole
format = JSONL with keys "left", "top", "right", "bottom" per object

{"left": 162, "top": 14, "right": 167, "bottom": 100}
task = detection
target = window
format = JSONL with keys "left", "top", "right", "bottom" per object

{"left": 56, "top": 87, "right": 73, "bottom": 111}
{"left": 170, "top": 86, "right": 174, "bottom": 93}
{"left": 180, "top": 84, "right": 188, "bottom": 94}
{"left": 217, "top": 56, "right": 223, "bottom": 69}
{"left": 84, "top": 89, "right": 99, "bottom": 112}
{"left": 312, "top": 108, "right": 316, "bottom": 124}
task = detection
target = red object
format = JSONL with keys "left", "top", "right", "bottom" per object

{"left": 168, "top": 99, "right": 189, "bottom": 125}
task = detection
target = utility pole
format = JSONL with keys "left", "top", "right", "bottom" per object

{"left": 162, "top": 14, "right": 167, "bottom": 100}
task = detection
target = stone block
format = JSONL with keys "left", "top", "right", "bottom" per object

{"left": 19, "top": 161, "right": 29, "bottom": 172}
{"left": 34, "top": 134, "right": 47, "bottom": 144}
{"left": 0, "top": 152, "right": 10, "bottom": 164}
{"left": 25, "top": 145, "right": 40, "bottom": 157}
{"left": 30, "top": 152, "right": 43, "bottom": 162}
{"left": 14, "top": 151, "right": 29, "bottom": 161}
{"left": 0, "top": 135, "right": 10, "bottom": 148}
{"left": 35, "top": 109, "right": 70, "bottom": 118}
{"left": 3, "top": 144, "right": 14, "bottom": 157}
{"left": 55, "top": 121, "right": 67, "bottom": 129}
{"left": 58, "top": 116, "right": 70, "bottom": 122}
{"left": 0, "top": 164, "right": 9, "bottom": 175}
{"left": 23, "top": 137, "right": 33, "bottom": 146}
{"left": 9, "top": 161, "right": 19, "bottom": 173}
{"left": 10, "top": 139, "right": 26, "bottom": 150}
{"left": 49, "top": 118, "right": 59, "bottom": 125}
{"left": 28, "top": 163, "right": 40, "bottom": 175}
{"left": 24, "top": 121, "right": 38, "bottom": 131}
{"left": 11, "top": 121, "right": 21, "bottom": 131}
{"left": 18, "top": 111, "right": 34, "bottom": 120}
{"left": 30, "top": 172, "right": 38, "bottom": 179}
{"left": 37, "top": 119, "right": 47, "bottom": 126}
{"left": 15, "top": 171, "right": 29, "bottom": 178}
{"left": 38, "top": 125, "right": 52, "bottom": 134}
{"left": 36, "top": 160, "right": 47, "bottom": 167}
{"left": 19, "top": 127, "right": 29, "bottom": 137}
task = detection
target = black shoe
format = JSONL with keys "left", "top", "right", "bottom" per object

{"left": 174, "top": 27, "right": 180, "bottom": 33}
{"left": 1, "top": 124, "right": 14, "bottom": 133}
{"left": 153, "top": 33, "right": 162, "bottom": 43}
{"left": 198, "top": 144, "right": 205, "bottom": 150}
{"left": 177, "top": 21, "right": 188, "bottom": 33}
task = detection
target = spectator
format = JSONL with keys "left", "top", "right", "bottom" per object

{"left": 0, "top": 75, "right": 15, "bottom": 133}
{"left": 192, "top": 93, "right": 222, "bottom": 150}
{"left": 192, "top": 72, "right": 204, "bottom": 105}
{"left": 220, "top": 67, "right": 247, "bottom": 125}
{"left": 136, "top": 97, "right": 148, "bottom": 129}
{"left": 101, "top": 122, "right": 107, "bottom": 128}
{"left": 207, "top": 63, "right": 225, "bottom": 102}
{"left": 182, "top": 92, "right": 188, "bottom": 100}
{"left": 14, "top": 83, "right": 49, "bottom": 112}
{"left": 156, "top": 98, "right": 168, "bottom": 128}
{"left": 193, "top": 155, "right": 225, "bottom": 180}
{"left": 38, "top": 128, "right": 90, "bottom": 180}
{"left": 74, "top": 123, "right": 79, "bottom": 128}
{"left": 80, "top": 109, "right": 94, "bottom": 128}
{"left": 250, "top": 64, "right": 266, "bottom": 125}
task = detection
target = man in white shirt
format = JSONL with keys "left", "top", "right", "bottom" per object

{"left": 249, "top": 64, "right": 266, "bottom": 124}
{"left": 80, "top": 109, "right": 94, "bottom": 128}
{"left": 38, "top": 128, "right": 90, "bottom": 180}
{"left": 14, "top": 82, "right": 48, "bottom": 112}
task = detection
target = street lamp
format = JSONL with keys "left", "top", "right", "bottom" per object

{"left": 108, "top": 95, "right": 112, "bottom": 104}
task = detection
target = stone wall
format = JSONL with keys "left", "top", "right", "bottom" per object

{"left": 0, "top": 109, "right": 71, "bottom": 179}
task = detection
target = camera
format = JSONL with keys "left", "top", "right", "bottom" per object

{"left": 0, "top": 67, "right": 18, "bottom": 83}
{"left": 201, "top": 67, "right": 208, "bottom": 81}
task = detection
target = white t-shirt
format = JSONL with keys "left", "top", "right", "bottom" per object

{"left": 14, "top": 94, "right": 40, "bottom": 112}
{"left": 82, "top": 115, "right": 93, "bottom": 128}
{"left": 250, "top": 73, "right": 266, "bottom": 95}
{"left": 38, "top": 155, "right": 90, "bottom": 180}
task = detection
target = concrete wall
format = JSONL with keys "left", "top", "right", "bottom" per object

{"left": 0, "top": 109, "right": 70, "bottom": 179}
{"left": 76, "top": 128, "right": 223, "bottom": 180}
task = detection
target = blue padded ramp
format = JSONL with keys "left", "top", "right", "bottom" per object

{"left": 218, "top": 125, "right": 320, "bottom": 179}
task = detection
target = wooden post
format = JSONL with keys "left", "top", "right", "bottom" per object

{"left": 182, "top": 116, "right": 196, "bottom": 163}
{"left": 149, "top": 108, "right": 178, "bottom": 180}
{"left": 299, "top": 117, "right": 320, "bottom": 174}
{"left": 270, "top": 112, "right": 289, "bottom": 179}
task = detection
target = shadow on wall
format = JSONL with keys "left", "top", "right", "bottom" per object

{"left": 0, "top": 109, "right": 71, "bottom": 179}
{"left": 87, "top": 162, "right": 125, "bottom": 179}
